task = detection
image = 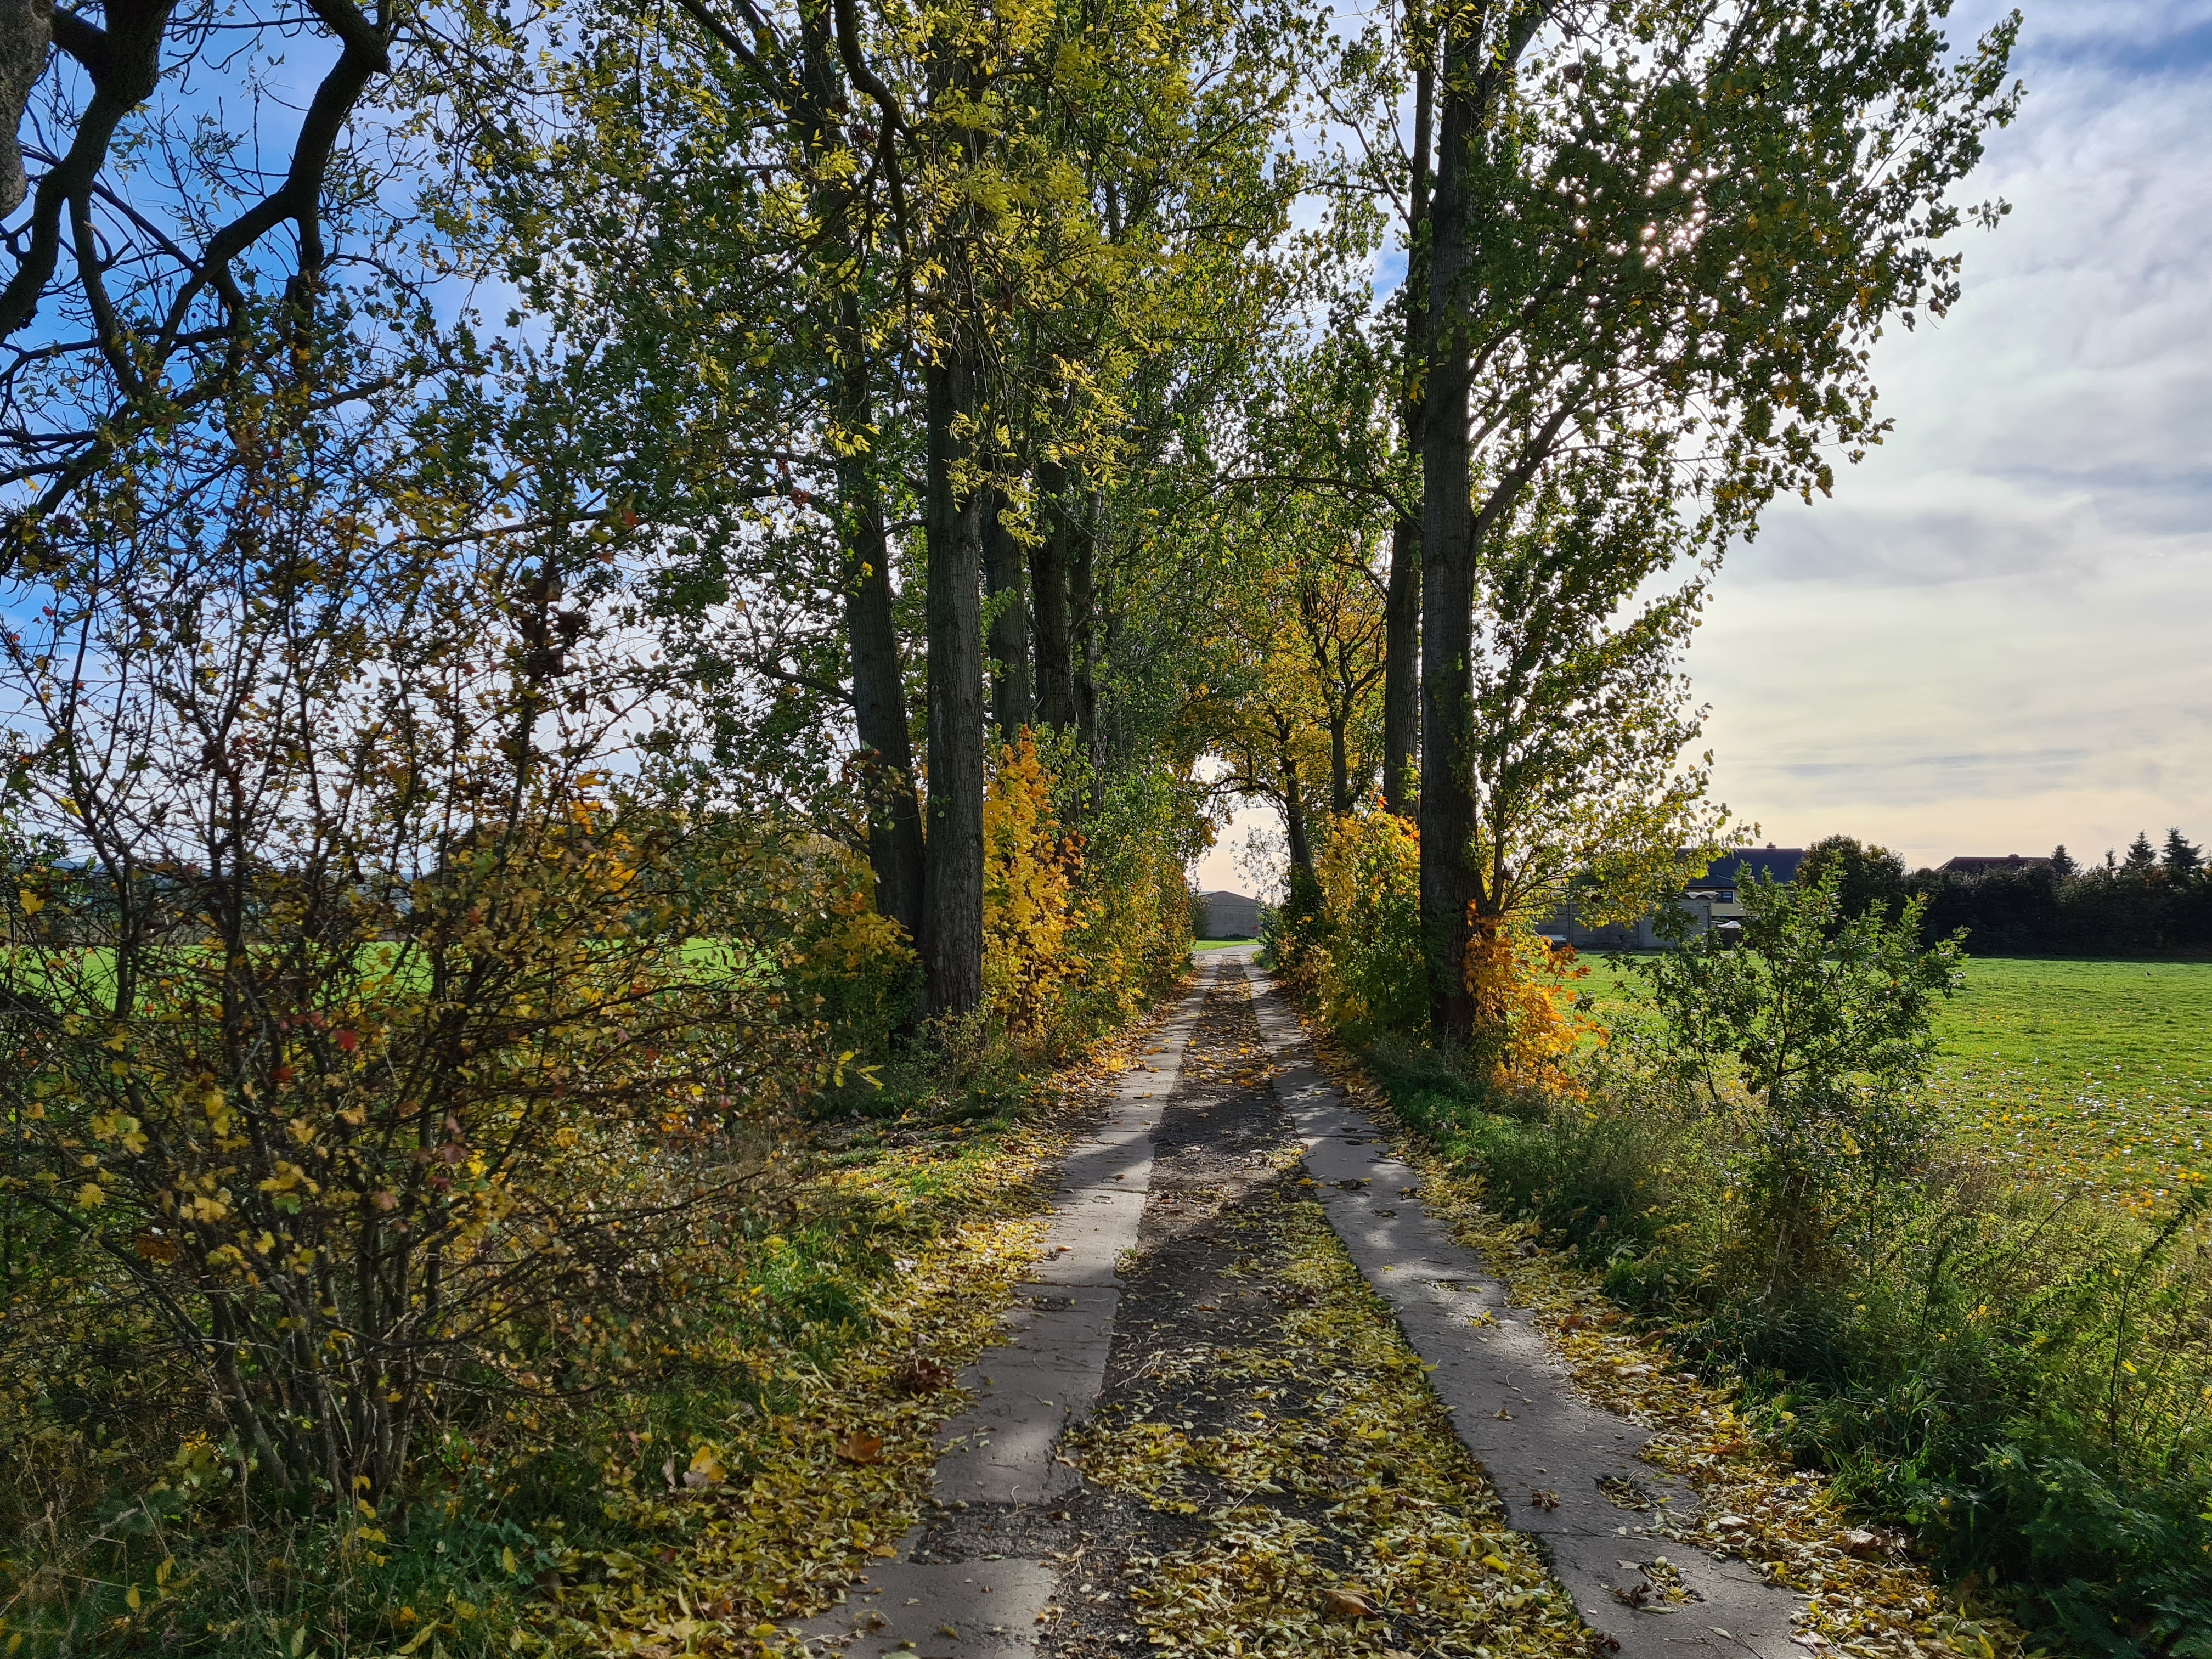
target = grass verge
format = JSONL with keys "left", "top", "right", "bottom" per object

{"left": 1334, "top": 1028, "right": 2210, "bottom": 1659}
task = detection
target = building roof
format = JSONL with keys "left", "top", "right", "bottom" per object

{"left": 1689, "top": 847, "right": 1806, "bottom": 891}
{"left": 1938, "top": 854, "right": 2051, "bottom": 875}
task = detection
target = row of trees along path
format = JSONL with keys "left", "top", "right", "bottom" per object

{"left": 0, "top": 0, "right": 2021, "bottom": 1045}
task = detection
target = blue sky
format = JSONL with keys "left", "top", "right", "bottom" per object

{"left": 1199, "top": 0, "right": 2212, "bottom": 890}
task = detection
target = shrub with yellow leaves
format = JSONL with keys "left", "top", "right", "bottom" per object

{"left": 981, "top": 732, "right": 1086, "bottom": 1040}
{"left": 1302, "top": 804, "right": 1426, "bottom": 1039}
{"left": 0, "top": 444, "right": 830, "bottom": 1515}
{"left": 1269, "top": 807, "right": 1594, "bottom": 1090}
{"left": 955, "top": 732, "right": 1198, "bottom": 1058}
{"left": 1462, "top": 918, "right": 1597, "bottom": 1099}
{"left": 772, "top": 832, "right": 922, "bottom": 1051}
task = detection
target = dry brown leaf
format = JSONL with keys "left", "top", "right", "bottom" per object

{"left": 1321, "top": 1586, "right": 1379, "bottom": 1620}
{"left": 896, "top": 1355, "right": 954, "bottom": 1395}
{"left": 836, "top": 1431, "right": 885, "bottom": 1464}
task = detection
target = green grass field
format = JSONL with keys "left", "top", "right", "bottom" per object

{"left": 1579, "top": 954, "right": 2212, "bottom": 1208}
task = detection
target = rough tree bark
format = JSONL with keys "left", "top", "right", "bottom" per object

{"left": 0, "top": 0, "right": 51, "bottom": 217}
{"left": 1329, "top": 713, "right": 1353, "bottom": 817}
{"left": 1418, "top": 3, "right": 1553, "bottom": 1039}
{"left": 1070, "top": 489, "right": 1099, "bottom": 774}
{"left": 1282, "top": 753, "right": 1313, "bottom": 874}
{"left": 839, "top": 425, "right": 925, "bottom": 939}
{"left": 922, "top": 351, "right": 986, "bottom": 1020}
{"left": 1382, "top": 518, "right": 1421, "bottom": 813}
{"left": 983, "top": 485, "right": 1031, "bottom": 736}
{"left": 1418, "top": 18, "right": 1483, "bottom": 1041}
{"left": 1030, "top": 458, "right": 1077, "bottom": 731}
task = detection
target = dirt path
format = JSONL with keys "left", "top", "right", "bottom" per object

{"left": 803, "top": 954, "right": 1811, "bottom": 1658}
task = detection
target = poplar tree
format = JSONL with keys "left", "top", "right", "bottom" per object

{"left": 1414, "top": 0, "right": 2018, "bottom": 1037}
{"left": 447, "top": 0, "right": 1308, "bottom": 1022}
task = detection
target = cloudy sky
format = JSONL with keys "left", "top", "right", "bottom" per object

{"left": 1197, "top": 1, "right": 2212, "bottom": 891}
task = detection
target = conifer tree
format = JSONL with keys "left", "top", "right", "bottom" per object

{"left": 2164, "top": 828, "right": 2202, "bottom": 877}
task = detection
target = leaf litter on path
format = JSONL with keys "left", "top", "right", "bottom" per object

{"left": 1295, "top": 1023, "right": 2033, "bottom": 1659}
{"left": 1050, "top": 968, "right": 1595, "bottom": 1658}
{"left": 521, "top": 1001, "right": 1189, "bottom": 1658}
{"left": 1065, "top": 1188, "right": 1595, "bottom": 1657}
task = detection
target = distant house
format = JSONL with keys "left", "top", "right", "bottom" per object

{"left": 1686, "top": 846, "right": 1807, "bottom": 898}
{"left": 1197, "top": 889, "right": 1261, "bottom": 939}
{"left": 1938, "top": 854, "right": 2050, "bottom": 877}
{"left": 1544, "top": 845, "right": 1805, "bottom": 949}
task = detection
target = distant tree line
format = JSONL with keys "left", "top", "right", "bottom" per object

{"left": 1799, "top": 831, "right": 2212, "bottom": 956}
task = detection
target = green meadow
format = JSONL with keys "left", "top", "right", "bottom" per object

{"left": 1579, "top": 953, "right": 2212, "bottom": 1208}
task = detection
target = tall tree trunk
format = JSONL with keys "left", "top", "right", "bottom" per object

{"left": 983, "top": 484, "right": 1031, "bottom": 736}
{"left": 922, "top": 353, "right": 986, "bottom": 1021}
{"left": 1383, "top": 517, "right": 1420, "bottom": 814}
{"left": 1330, "top": 713, "right": 1352, "bottom": 817}
{"left": 1030, "top": 458, "right": 1076, "bottom": 731}
{"left": 1283, "top": 764, "right": 1313, "bottom": 874}
{"left": 1419, "top": 25, "right": 1480, "bottom": 1041}
{"left": 839, "top": 407, "right": 924, "bottom": 940}
{"left": 798, "top": 5, "right": 921, "bottom": 941}
{"left": 1381, "top": 9, "right": 1435, "bottom": 818}
{"left": 1071, "top": 490, "right": 1099, "bottom": 776}
{"left": 1098, "top": 545, "right": 1123, "bottom": 772}
{"left": 1419, "top": 6, "right": 1552, "bottom": 1039}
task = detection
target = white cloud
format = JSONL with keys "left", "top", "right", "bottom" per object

{"left": 1693, "top": 1, "right": 2212, "bottom": 866}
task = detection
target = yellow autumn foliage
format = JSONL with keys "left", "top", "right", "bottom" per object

{"left": 982, "top": 731, "right": 1087, "bottom": 1039}
{"left": 1304, "top": 805, "right": 1427, "bottom": 1036}
{"left": 776, "top": 836, "right": 922, "bottom": 1048}
{"left": 1463, "top": 917, "right": 1599, "bottom": 1098}
{"left": 1272, "top": 808, "right": 1596, "bottom": 1093}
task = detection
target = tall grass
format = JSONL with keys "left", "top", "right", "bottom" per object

{"left": 1361, "top": 1036, "right": 2212, "bottom": 1656}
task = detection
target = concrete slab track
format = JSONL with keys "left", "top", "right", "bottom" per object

{"left": 1249, "top": 957, "right": 1810, "bottom": 1659}
{"left": 804, "top": 949, "right": 1813, "bottom": 1658}
{"left": 799, "top": 953, "right": 1221, "bottom": 1657}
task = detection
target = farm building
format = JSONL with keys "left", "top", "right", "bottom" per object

{"left": 1542, "top": 846, "right": 1806, "bottom": 949}
{"left": 1196, "top": 889, "right": 1262, "bottom": 939}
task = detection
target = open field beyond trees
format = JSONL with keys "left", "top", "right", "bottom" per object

{"left": 1581, "top": 955, "right": 2212, "bottom": 1207}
